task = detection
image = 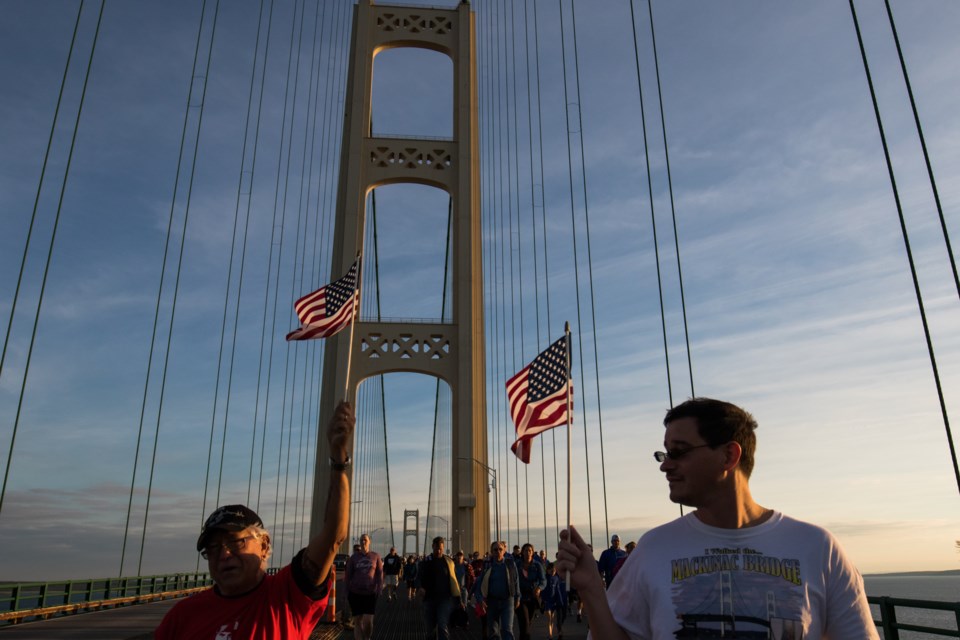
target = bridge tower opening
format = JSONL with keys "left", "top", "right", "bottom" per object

{"left": 309, "top": 0, "right": 488, "bottom": 555}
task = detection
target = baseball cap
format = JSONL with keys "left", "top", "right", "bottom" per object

{"left": 196, "top": 504, "right": 264, "bottom": 552}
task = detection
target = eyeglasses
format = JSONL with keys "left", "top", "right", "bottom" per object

{"left": 653, "top": 444, "right": 714, "bottom": 463}
{"left": 201, "top": 535, "right": 256, "bottom": 559}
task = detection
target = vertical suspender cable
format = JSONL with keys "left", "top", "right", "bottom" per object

{"left": 479, "top": 0, "right": 503, "bottom": 544}
{"left": 126, "top": 0, "right": 208, "bottom": 577}
{"left": 237, "top": 0, "right": 276, "bottom": 507}
{"left": 493, "top": 0, "right": 512, "bottom": 545}
{"left": 0, "top": 3, "right": 83, "bottom": 385}
{"left": 142, "top": 0, "right": 223, "bottom": 576}
{"left": 0, "top": 0, "right": 81, "bottom": 465}
{"left": 264, "top": 1, "right": 306, "bottom": 544}
{"left": 510, "top": 0, "right": 532, "bottom": 545}
{"left": 244, "top": 0, "right": 279, "bottom": 506}
{"left": 882, "top": 0, "right": 959, "bottom": 300}
{"left": 274, "top": 0, "right": 313, "bottom": 560}
{"left": 289, "top": 0, "right": 328, "bottom": 551}
{"left": 568, "top": 0, "right": 611, "bottom": 543}
{"left": 370, "top": 188, "right": 396, "bottom": 547}
{"left": 255, "top": 0, "right": 300, "bottom": 516}
{"left": 521, "top": 0, "right": 550, "bottom": 555}
{"left": 627, "top": 0, "right": 673, "bottom": 408}
{"left": 848, "top": 0, "right": 959, "bottom": 495}
{"left": 530, "top": 0, "right": 563, "bottom": 547}
{"left": 279, "top": 0, "right": 325, "bottom": 557}
{"left": 295, "top": 0, "right": 340, "bottom": 543}
{"left": 557, "top": 0, "right": 594, "bottom": 546}
{"left": 507, "top": 0, "right": 531, "bottom": 546}
{"left": 258, "top": 0, "right": 303, "bottom": 537}
{"left": 647, "top": 0, "right": 695, "bottom": 397}
{"left": 296, "top": 0, "right": 349, "bottom": 540}
{"left": 0, "top": 1, "right": 104, "bottom": 520}
{"left": 200, "top": 0, "right": 268, "bottom": 522}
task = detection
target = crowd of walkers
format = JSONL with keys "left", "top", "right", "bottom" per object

{"left": 341, "top": 532, "right": 635, "bottom": 640}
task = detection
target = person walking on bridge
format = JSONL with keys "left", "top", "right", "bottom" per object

{"left": 155, "top": 401, "right": 354, "bottom": 639}
{"left": 344, "top": 532, "right": 383, "bottom": 640}
{"left": 417, "top": 536, "right": 461, "bottom": 640}
{"left": 383, "top": 546, "right": 403, "bottom": 602}
{"left": 597, "top": 534, "right": 625, "bottom": 588}
{"left": 474, "top": 541, "right": 520, "bottom": 640}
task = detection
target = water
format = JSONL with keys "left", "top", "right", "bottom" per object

{"left": 864, "top": 574, "right": 960, "bottom": 639}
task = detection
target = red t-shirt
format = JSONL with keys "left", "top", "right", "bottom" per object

{"left": 155, "top": 550, "right": 331, "bottom": 640}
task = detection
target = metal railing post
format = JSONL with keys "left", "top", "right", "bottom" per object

{"left": 879, "top": 596, "right": 899, "bottom": 640}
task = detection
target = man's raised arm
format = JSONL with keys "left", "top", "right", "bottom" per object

{"left": 303, "top": 400, "right": 354, "bottom": 585}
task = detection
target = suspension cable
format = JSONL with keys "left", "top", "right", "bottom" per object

{"left": 847, "top": 0, "right": 959, "bottom": 494}
{"left": 198, "top": 0, "right": 268, "bottom": 522}
{"left": 506, "top": 0, "right": 531, "bottom": 545}
{"left": 0, "top": 3, "right": 83, "bottom": 386}
{"left": 528, "top": 0, "right": 563, "bottom": 548}
{"left": 273, "top": 0, "right": 312, "bottom": 563}
{"left": 493, "top": 0, "right": 512, "bottom": 546}
{"left": 141, "top": 0, "right": 223, "bottom": 576}
{"left": 627, "top": 0, "right": 673, "bottom": 408}
{"left": 647, "top": 0, "right": 695, "bottom": 398}
{"left": 479, "top": 0, "right": 503, "bottom": 545}
{"left": 370, "top": 188, "right": 396, "bottom": 546}
{"left": 121, "top": 0, "right": 209, "bottom": 577}
{"left": 289, "top": 0, "right": 329, "bottom": 552}
{"left": 557, "top": 0, "right": 594, "bottom": 547}
{"left": 0, "top": 0, "right": 105, "bottom": 520}
{"left": 882, "top": 1, "right": 959, "bottom": 301}
{"left": 568, "top": 0, "right": 611, "bottom": 543}
{"left": 520, "top": 0, "right": 550, "bottom": 556}
{"left": 304, "top": 0, "right": 351, "bottom": 544}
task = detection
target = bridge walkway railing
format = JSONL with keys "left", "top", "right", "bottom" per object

{"left": 0, "top": 574, "right": 211, "bottom": 626}
{"left": 2, "top": 575, "right": 958, "bottom": 638}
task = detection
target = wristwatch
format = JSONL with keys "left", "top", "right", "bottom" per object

{"left": 330, "top": 456, "right": 352, "bottom": 471}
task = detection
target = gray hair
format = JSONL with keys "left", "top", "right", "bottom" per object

{"left": 249, "top": 525, "right": 272, "bottom": 563}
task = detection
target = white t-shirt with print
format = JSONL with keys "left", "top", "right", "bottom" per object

{"left": 595, "top": 511, "right": 877, "bottom": 640}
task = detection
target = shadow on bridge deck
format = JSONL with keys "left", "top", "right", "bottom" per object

{"left": 0, "top": 584, "right": 590, "bottom": 640}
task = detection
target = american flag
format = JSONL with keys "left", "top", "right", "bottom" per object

{"left": 285, "top": 258, "right": 361, "bottom": 341}
{"left": 506, "top": 336, "right": 572, "bottom": 463}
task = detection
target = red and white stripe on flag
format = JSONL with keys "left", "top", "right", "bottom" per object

{"left": 505, "top": 336, "right": 572, "bottom": 463}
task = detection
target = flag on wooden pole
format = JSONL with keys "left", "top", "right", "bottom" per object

{"left": 285, "top": 257, "right": 361, "bottom": 341}
{"left": 506, "top": 335, "right": 573, "bottom": 463}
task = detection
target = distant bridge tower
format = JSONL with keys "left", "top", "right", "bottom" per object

{"left": 309, "top": 1, "right": 489, "bottom": 555}
{"left": 402, "top": 509, "right": 419, "bottom": 559}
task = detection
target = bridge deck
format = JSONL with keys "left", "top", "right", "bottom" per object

{"left": 0, "top": 589, "right": 589, "bottom": 639}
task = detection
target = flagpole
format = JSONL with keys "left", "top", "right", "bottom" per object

{"left": 342, "top": 252, "right": 362, "bottom": 402}
{"left": 564, "top": 321, "right": 572, "bottom": 591}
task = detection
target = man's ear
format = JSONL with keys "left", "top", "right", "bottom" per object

{"left": 723, "top": 441, "right": 743, "bottom": 472}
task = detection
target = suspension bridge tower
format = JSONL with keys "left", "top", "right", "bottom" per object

{"left": 309, "top": 1, "right": 489, "bottom": 554}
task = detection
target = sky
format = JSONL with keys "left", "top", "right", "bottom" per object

{"left": 0, "top": 0, "right": 958, "bottom": 582}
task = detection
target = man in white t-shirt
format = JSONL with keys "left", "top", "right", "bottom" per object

{"left": 556, "top": 397, "right": 878, "bottom": 640}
